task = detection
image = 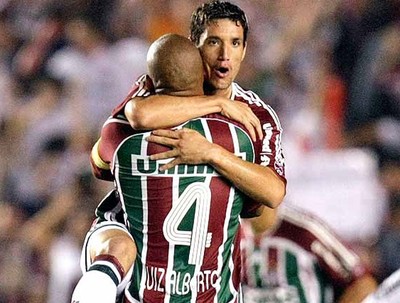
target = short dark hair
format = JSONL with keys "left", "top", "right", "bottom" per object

{"left": 189, "top": 1, "right": 249, "bottom": 46}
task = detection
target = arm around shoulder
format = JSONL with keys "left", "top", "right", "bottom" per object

{"left": 124, "top": 95, "right": 224, "bottom": 130}
{"left": 125, "top": 94, "right": 262, "bottom": 141}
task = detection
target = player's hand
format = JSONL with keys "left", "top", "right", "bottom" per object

{"left": 146, "top": 128, "right": 215, "bottom": 171}
{"left": 219, "top": 99, "right": 263, "bottom": 142}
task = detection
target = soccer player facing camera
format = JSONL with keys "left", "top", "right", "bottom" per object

{"left": 72, "top": 1, "right": 286, "bottom": 302}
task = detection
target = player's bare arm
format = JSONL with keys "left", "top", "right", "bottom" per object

{"left": 146, "top": 128, "right": 285, "bottom": 208}
{"left": 125, "top": 95, "right": 263, "bottom": 141}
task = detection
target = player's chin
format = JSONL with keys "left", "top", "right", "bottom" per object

{"left": 210, "top": 77, "right": 231, "bottom": 91}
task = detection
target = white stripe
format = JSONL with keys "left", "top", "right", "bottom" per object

{"left": 164, "top": 176, "right": 179, "bottom": 303}
{"left": 193, "top": 121, "right": 250, "bottom": 302}
{"left": 238, "top": 283, "right": 243, "bottom": 303}
{"left": 134, "top": 74, "right": 146, "bottom": 90}
{"left": 214, "top": 184, "right": 236, "bottom": 303}
{"left": 104, "top": 117, "right": 131, "bottom": 127}
{"left": 136, "top": 87, "right": 148, "bottom": 97}
{"left": 113, "top": 133, "right": 145, "bottom": 300}
{"left": 295, "top": 245, "right": 321, "bottom": 303}
{"left": 232, "top": 82, "right": 283, "bottom": 131}
{"left": 135, "top": 74, "right": 147, "bottom": 85}
{"left": 201, "top": 119, "right": 212, "bottom": 142}
{"left": 114, "top": 157, "right": 129, "bottom": 228}
{"left": 228, "top": 186, "right": 239, "bottom": 302}
{"left": 133, "top": 74, "right": 150, "bottom": 97}
{"left": 124, "top": 283, "right": 140, "bottom": 303}
{"left": 190, "top": 174, "right": 213, "bottom": 303}
{"left": 266, "top": 104, "right": 282, "bottom": 131}
{"left": 139, "top": 138, "right": 150, "bottom": 301}
{"left": 229, "top": 123, "right": 254, "bottom": 161}
{"left": 227, "top": 122, "right": 244, "bottom": 302}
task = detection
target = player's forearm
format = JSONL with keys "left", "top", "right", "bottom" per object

{"left": 207, "top": 144, "right": 286, "bottom": 208}
{"left": 125, "top": 95, "right": 224, "bottom": 130}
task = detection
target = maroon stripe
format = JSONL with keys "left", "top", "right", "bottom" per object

{"left": 207, "top": 119, "right": 235, "bottom": 152}
{"left": 142, "top": 176, "right": 173, "bottom": 302}
{"left": 267, "top": 247, "right": 278, "bottom": 272}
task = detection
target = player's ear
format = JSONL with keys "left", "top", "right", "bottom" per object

{"left": 188, "top": 35, "right": 196, "bottom": 45}
{"left": 241, "top": 44, "right": 247, "bottom": 62}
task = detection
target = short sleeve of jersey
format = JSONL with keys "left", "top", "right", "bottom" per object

{"left": 232, "top": 83, "right": 286, "bottom": 184}
{"left": 111, "top": 74, "right": 155, "bottom": 117}
{"left": 90, "top": 74, "right": 155, "bottom": 180}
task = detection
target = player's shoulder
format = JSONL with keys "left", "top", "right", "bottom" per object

{"left": 280, "top": 206, "right": 359, "bottom": 256}
{"left": 132, "top": 74, "right": 155, "bottom": 97}
{"left": 282, "top": 205, "right": 331, "bottom": 229}
{"left": 232, "top": 83, "right": 269, "bottom": 108}
{"left": 102, "top": 113, "right": 131, "bottom": 128}
{"left": 279, "top": 206, "right": 365, "bottom": 275}
{"left": 232, "top": 82, "right": 282, "bottom": 127}
{"left": 110, "top": 74, "right": 154, "bottom": 118}
{"left": 281, "top": 206, "right": 336, "bottom": 235}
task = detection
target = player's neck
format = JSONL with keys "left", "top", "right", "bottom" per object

{"left": 204, "top": 83, "right": 232, "bottom": 99}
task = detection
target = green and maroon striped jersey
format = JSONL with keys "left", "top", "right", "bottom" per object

{"left": 91, "top": 75, "right": 286, "bottom": 303}
{"left": 115, "top": 117, "right": 254, "bottom": 303}
{"left": 241, "top": 206, "right": 371, "bottom": 303}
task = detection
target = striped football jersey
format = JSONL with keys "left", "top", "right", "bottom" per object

{"left": 115, "top": 117, "right": 254, "bottom": 303}
{"left": 241, "top": 206, "right": 370, "bottom": 303}
{"left": 91, "top": 75, "right": 286, "bottom": 303}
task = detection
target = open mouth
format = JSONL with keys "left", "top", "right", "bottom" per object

{"left": 215, "top": 67, "right": 229, "bottom": 77}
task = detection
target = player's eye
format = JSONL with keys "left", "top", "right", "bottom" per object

{"left": 232, "top": 40, "right": 241, "bottom": 47}
{"left": 207, "top": 38, "right": 219, "bottom": 46}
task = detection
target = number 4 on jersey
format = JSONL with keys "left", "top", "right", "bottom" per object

{"left": 163, "top": 182, "right": 213, "bottom": 265}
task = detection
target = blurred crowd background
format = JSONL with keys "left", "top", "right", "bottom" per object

{"left": 0, "top": 0, "right": 399, "bottom": 302}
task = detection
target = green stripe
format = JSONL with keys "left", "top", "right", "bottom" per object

{"left": 183, "top": 119, "right": 205, "bottom": 135}
{"left": 217, "top": 210, "right": 241, "bottom": 302}
{"left": 116, "top": 134, "right": 146, "bottom": 298}
{"left": 234, "top": 126, "right": 254, "bottom": 162}
{"left": 254, "top": 248, "right": 263, "bottom": 288}
{"left": 314, "top": 263, "right": 328, "bottom": 303}
{"left": 122, "top": 172, "right": 144, "bottom": 299}
{"left": 285, "top": 251, "right": 307, "bottom": 303}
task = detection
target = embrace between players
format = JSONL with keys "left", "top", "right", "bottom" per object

{"left": 72, "top": 2, "right": 285, "bottom": 302}
{"left": 71, "top": 1, "right": 388, "bottom": 303}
